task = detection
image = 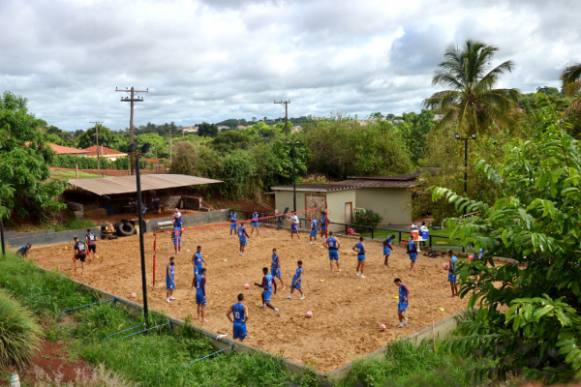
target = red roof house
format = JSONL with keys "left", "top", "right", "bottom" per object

{"left": 82, "top": 146, "right": 127, "bottom": 160}
{"left": 48, "top": 143, "right": 88, "bottom": 155}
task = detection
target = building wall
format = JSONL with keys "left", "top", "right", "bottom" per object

{"left": 355, "top": 188, "right": 412, "bottom": 226}
{"left": 326, "top": 190, "right": 357, "bottom": 225}
{"left": 274, "top": 190, "right": 307, "bottom": 214}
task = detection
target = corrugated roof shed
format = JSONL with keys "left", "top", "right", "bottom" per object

{"left": 68, "top": 174, "right": 222, "bottom": 196}
{"left": 272, "top": 174, "right": 419, "bottom": 192}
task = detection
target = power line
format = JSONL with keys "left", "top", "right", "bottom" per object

{"left": 274, "top": 99, "right": 291, "bottom": 134}
{"left": 89, "top": 121, "right": 103, "bottom": 175}
{"left": 115, "top": 86, "right": 148, "bottom": 174}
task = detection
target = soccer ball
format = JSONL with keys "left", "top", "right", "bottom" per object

{"left": 305, "top": 310, "right": 313, "bottom": 318}
{"left": 442, "top": 262, "right": 449, "bottom": 270}
{"left": 378, "top": 323, "right": 387, "bottom": 332}
{"left": 129, "top": 292, "right": 137, "bottom": 299}
{"left": 244, "top": 283, "right": 250, "bottom": 290}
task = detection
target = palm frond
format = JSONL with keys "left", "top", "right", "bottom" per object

{"left": 560, "top": 63, "right": 581, "bottom": 96}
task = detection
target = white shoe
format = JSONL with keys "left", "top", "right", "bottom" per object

{"left": 300, "top": 295, "right": 305, "bottom": 300}
{"left": 360, "top": 274, "right": 366, "bottom": 279}
{"left": 169, "top": 296, "right": 176, "bottom": 301}
{"left": 287, "top": 295, "right": 292, "bottom": 299}
{"left": 274, "top": 307, "right": 280, "bottom": 313}
{"left": 398, "top": 322, "right": 404, "bottom": 328}
{"left": 166, "top": 298, "right": 172, "bottom": 303}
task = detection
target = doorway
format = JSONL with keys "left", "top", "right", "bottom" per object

{"left": 344, "top": 202, "right": 353, "bottom": 225}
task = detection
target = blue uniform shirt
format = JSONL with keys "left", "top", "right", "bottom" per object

{"left": 327, "top": 236, "right": 338, "bottom": 250}
{"left": 193, "top": 252, "right": 204, "bottom": 272}
{"left": 310, "top": 219, "right": 318, "bottom": 231}
{"left": 196, "top": 274, "right": 205, "bottom": 295}
{"left": 407, "top": 240, "right": 417, "bottom": 254}
{"left": 271, "top": 253, "right": 280, "bottom": 270}
{"left": 292, "top": 267, "right": 303, "bottom": 285}
{"left": 399, "top": 284, "right": 409, "bottom": 304}
{"left": 174, "top": 215, "right": 183, "bottom": 229}
{"left": 232, "top": 303, "right": 246, "bottom": 323}
{"left": 264, "top": 274, "right": 274, "bottom": 293}
{"left": 251, "top": 212, "right": 259, "bottom": 222}
{"left": 230, "top": 212, "right": 238, "bottom": 223}
{"left": 238, "top": 226, "right": 246, "bottom": 239}
{"left": 355, "top": 241, "right": 365, "bottom": 256}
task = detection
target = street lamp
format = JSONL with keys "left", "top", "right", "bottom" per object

{"left": 285, "top": 140, "right": 302, "bottom": 213}
{"left": 454, "top": 133, "right": 477, "bottom": 196}
{"left": 130, "top": 142, "right": 151, "bottom": 327}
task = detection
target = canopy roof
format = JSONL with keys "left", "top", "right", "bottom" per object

{"left": 68, "top": 174, "right": 222, "bottom": 196}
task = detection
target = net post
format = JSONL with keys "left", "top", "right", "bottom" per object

{"left": 152, "top": 232, "right": 157, "bottom": 289}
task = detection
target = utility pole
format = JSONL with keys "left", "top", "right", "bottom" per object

{"left": 89, "top": 121, "right": 103, "bottom": 175}
{"left": 116, "top": 87, "right": 148, "bottom": 174}
{"left": 274, "top": 99, "right": 291, "bottom": 134}
{"left": 285, "top": 140, "right": 302, "bottom": 213}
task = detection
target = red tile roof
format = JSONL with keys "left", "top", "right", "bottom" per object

{"left": 82, "top": 145, "right": 127, "bottom": 157}
{"left": 48, "top": 143, "right": 88, "bottom": 155}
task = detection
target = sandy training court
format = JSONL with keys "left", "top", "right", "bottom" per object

{"left": 29, "top": 225, "right": 465, "bottom": 371}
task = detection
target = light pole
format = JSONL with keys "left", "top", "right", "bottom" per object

{"left": 454, "top": 133, "right": 477, "bottom": 196}
{"left": 130, "top": 142, "right": 151, "bottom": 327}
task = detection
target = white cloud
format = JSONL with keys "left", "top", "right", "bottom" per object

{"left": 0, "top": 0, "right": 579, "bottom": 130}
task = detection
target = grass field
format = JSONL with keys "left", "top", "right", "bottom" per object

{"left": 49, "top": 168, "right": 101, "bottom": 181}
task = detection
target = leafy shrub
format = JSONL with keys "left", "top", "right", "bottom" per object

{"left": 352, "top": 209, "right": 382, "bottom": 230}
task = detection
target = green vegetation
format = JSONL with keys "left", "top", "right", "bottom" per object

{"left": 49, "top": 168, "right": 100, "bottom": 180}
{"left": 352, "top": 209, "right": 382, "bottom": 231}
{"left": 0, "top": 254, "right": 318, "bottom": 386}
{"left": 0, "top": 289, "right": 42, "bottom": 377}
{"left": 432, "top": 110, "right": 581, "bottom": 383}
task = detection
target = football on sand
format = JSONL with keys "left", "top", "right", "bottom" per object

{"left": 244, "top": 283, "right": 250, "bottom": 290}
{"left": 442, "top": 262, "right": 449, "bottom": 270}
{"left": 305, "top": 310, "right": 313, "bottom": 318}
{"left": 378, "top": 323, "right": 387, "bottom": 332}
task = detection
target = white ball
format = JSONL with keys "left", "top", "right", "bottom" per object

{"left": 305, "top": 310, "right": 313, "bottom": 318}
{"left": 378, "top": 323, "right": 387, "bottom": 331}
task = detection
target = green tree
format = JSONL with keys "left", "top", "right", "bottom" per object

{"left": 197, "top": 122, "right": 218, "bottom": 137}
{"left": 425, "top": 40, "right": 519, "bottom": 135}
{"left": 433, "top": 109, "right": 581, "bottom": 382}
{"left": 0, "top": 92, "right": 65, "bottom": 222}
{"left": 136, "top": 133, "right": 168, "bottom": 158}
{"left": 219, "top": 150, "right": 257, "bottom": 198}
{"left": 76, "top": 125, "right": 127, "bottom": 150}
{"left": 561, "top": 63, "right": 581, "bottom": 97}
{"left": 396, "top": 110, "right": 435, "bottom": 164}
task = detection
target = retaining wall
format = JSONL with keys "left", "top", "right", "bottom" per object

{"left": 5, "top": 210, "right": 230, "bottom": 249}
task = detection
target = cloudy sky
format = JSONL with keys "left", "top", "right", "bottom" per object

{"left": 1, "top": 0, "right": 580, "bottom": 131}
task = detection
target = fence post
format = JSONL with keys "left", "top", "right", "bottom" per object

{"left": 398, "top": 231, "right": 402, "bottom": 244}
{"left": 371, "top": 227, "right": 374, "bottom": 239}
{"left": 429, "top": 235, "right": 433, "bottom": 248}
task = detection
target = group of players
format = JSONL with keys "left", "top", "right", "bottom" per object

{"left": 59, "top": 208, "right": 465, "bottom": 340}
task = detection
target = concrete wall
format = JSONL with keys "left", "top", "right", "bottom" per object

{"left": 326, "top": 190, "right": 356, "bottom": 225}
{"left": 355, "top": 188, "right": 412, "bottom": 226}
{"left": 274, "top": 190, "right": 306, "bottom": 214}
{"left": 5, "top": 209, "right": 229, "bottom": 249}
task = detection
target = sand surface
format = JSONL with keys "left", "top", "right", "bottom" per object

{"left": 29, "top": 226, "right": 465, "bottom": 371}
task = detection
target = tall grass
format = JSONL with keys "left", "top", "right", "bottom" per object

{"left": 0, "top": 254, "right": 318, "bottom": 386}
{"left": 0, "top": 289, "right": 42, "bottom": 370}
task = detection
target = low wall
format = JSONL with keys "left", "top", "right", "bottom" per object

{"left": 5, "top": 210, "right": 230, "bottom": 249}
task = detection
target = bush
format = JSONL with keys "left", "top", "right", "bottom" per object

{"left": 0, "top": 289, "right": 42, "bottom": 371}
{"left": 352, "top": 209, "right": 382, "bottom": 230}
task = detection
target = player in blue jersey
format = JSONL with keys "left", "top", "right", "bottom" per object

{"left": 309, "top": 218, "right": 318, "bottom": 243}
{"left": 254, "top": 267, "right": 279, "bottom": 312}
{"left": 447, "top": 250, "right": 459, "bottom": 297}
{"left": 352, "top": 237, "right": 367, "bottom": 278}
{"left": 319, "top": 210, "right": 327, "bottom": 238}
{"left": 288, "top": 260, "right": 305, "bottom": 300}
{"left": 324, "top": 232, "right": 341, "bottom": 272}
{"left": 270, "top": 248, "right": 284, "bottom": 288}
{"left": 238, "top": 222, "right": 250, "bottom": 256}
{"left": 229, "top": 211, "right": 238, "bottom": 235}
{"left": 16, "top": 243, "right": 32, "bottom": 257}
{"left": 394, "top": 278, "right": 409, "bottom": 327}
{"left": 172, "top": 209, "right": 183, "bottom": 254}
{"left": 196, "top": 268, "right": 207, "bottom": 322}
{"left": 406, "top": 238, "right": 418, "bottom": 270}
{"left": 383, "top": 234, "right": 395, "bottom": 267}
{"left": 250, "top": 211, "right": 260, "bottom": 236}
{"left": 166, "top": 256, "right": 176, "bottom": 303}
{"left": 227, "top": 293, "right": 248, "bottom": 341}
{"left": 191, "top": 245, "right": 206, "bottom": 287}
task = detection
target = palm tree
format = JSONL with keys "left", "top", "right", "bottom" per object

{"left": 425, "top": 40, "right": 519, "bottom": 135}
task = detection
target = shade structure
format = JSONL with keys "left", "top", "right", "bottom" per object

{"left": 68, "top": 174, "right": 222, "bottom": 196}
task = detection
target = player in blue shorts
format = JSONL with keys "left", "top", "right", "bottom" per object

{"left": 227, "top": 293, "right": 248, "bottom": 341}
{"left": 352, "top": 237, "right": 367, "bottom": 278}
{"left": 270, "top": 248, "right": 284, "bottom": 288}
{"left": 290, "top": 212, "right": 300, "bottom": 239}
{"left": 250, "top": 211, "right": 260, "bottom": 236}
{"left": 309, "top": 218, "right": 318, "bottom": 243}
{"left": 229, "top": 211, "right": 238, "bottom": 235}
{"left": 324, "top": 232, "right": 341, "bottom": 272}
{"left": 191, "top": 245, "right": 206, "bottom": 287}
{"left": 195, "top": 268, "right": 207, "bottom": 322}
{"left": 447, "top": 250, "right": 459, "bottom": 297}
{"left": 16, "top": 243, "right": 32, "bottom": 257}
{"left": 406, "top": 238, "right": 418, "bottom": 270}
{"left": 288, "top": 260, "right": 305, "bottom": 300}
{"left": 254, "top": 267, "right": 279, "bottom": 312}
{"left": 383, "top": 234, "right": 395, "bottom": 267}
{"left": 394, "top": 277, "right": 409, "bottom": 327}
{"left": 238, "top": 222, "right": 250, "bottom": 256}
{"left": 166, "top": 256, "right": 176, "bottom": 303}
{"left": 172, "top": 209, "right": 183, "bottom": 254}
{"left": 319, "top": 211, "right": 327, "bottom": 238}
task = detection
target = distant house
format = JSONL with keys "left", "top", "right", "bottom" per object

{"left": 48, "top": 143, "right": 88, "bottom": 156}
{"left": 181, "top": 126, "right": 198, "bottom": 134}
{"left": 82, "top": 145, "right": 127, "bottom": 161}
{"left": 271, "top": 174, "right": 419, "bottom": 228}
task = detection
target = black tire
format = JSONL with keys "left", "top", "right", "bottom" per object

{"left": 118, "top": 221, "right": 135, "bottom": 236}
